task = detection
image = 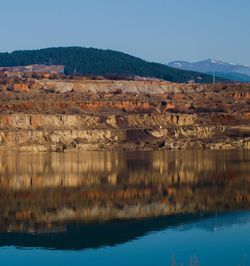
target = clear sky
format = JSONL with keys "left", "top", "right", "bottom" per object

{"left": 1, "top": 0, "right": 250, "bottom": 64}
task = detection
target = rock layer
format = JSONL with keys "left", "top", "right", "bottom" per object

{"left": 0, "top": 72, "right": 249, "bottom": 151}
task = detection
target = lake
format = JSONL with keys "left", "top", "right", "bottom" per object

{"left": 0, "top": 150, "right": 250, "bottom": 266}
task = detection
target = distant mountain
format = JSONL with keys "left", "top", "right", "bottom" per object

{"left": 168, "top": 59, "right": 250, "bottom": 82}
{"left": 206, "top": 71, "right": 250, "bottom": 83}
{"left": 0, "top": 47, "right": 227, "bottom": 83}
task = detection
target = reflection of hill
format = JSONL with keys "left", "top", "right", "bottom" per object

{"left": 0, "top": 216, "right": 199, "bottom": 250}
{"left": 0, "top": 150, "right": 250, "bottom": 233}
{"left": 180, "top": 211, "right": 250, "bottom": 232}
{"left": 0, "top": 214, "right": 211, "bottom": 250}
{"left": 1, "top": 211, "right": 250, "bottom": 251}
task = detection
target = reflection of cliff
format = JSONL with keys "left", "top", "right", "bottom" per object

{"left": 0, "top": 150, "right": 250, "bottom": 233}
{"left": 1, "top": 150, "right": 250, "bottom": 189}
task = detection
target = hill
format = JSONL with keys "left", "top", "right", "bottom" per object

{"left": 0, "top": 47, "right": 226, "bottom": 83}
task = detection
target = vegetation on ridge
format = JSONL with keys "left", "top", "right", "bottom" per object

{"left": 0, "top": 47, "right": 227, "bottom": 83}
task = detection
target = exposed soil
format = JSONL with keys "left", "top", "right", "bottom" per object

{"left": 0, "top": 71, "right": 249, "bottom": 152}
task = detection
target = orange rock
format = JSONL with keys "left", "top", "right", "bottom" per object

{"left": 163, "top": 102, "right": 176, "bottom": 111}
{"left": 230, "top": 92, "right": 250, "bottom": 100}
{"left": 13, "top": 83, "right": 30, "bottom": 92}
{"left": 79, "top": 101, "right": 155, "bottom": 113}
{"left": 30, "top": 115, "right": 45, "bottom": 129}
{"left": 173, "top": 93, "right": 184, "bottom": 100}
{"left": 243, "top": 112, "right": 250, "bottom": 120}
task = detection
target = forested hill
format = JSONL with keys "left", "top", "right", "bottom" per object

{"left": 0, "top": 47, "right": 226, "bottom": 83}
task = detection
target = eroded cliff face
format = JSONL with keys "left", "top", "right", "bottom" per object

{"left": 0, "top": 72, "right": 249, "bottom": 151}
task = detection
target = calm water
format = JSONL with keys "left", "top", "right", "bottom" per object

{"left": 0, "top": 150, "right": 250, "bottom": 266}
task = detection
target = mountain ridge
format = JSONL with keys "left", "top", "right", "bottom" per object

{"left": 168, "top": 59, "right": 250, "bottom": 82}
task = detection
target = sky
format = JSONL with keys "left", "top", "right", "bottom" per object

{"left": 0, "top": 0, "right": 250, "bottom": 64}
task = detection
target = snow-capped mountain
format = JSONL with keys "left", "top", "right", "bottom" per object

{"left": 168, "top": 59, "right": 250, "bottom": 82}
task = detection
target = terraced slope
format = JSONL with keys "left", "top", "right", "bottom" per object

{"left": 0, "top": 72, "right": 249, "bottom": 152}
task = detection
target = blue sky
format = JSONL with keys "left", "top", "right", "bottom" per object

{"left": 1, "top": 0, "right": 250, "bottom": 64}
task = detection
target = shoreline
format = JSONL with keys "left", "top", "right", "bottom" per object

{"left": 0, "top": 137, "right": 250, "bottom": 153}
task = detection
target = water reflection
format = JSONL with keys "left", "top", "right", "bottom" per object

{"left": 0, "top": 211, "right": 250, "bottom": 251}
{"left": 0, "top": 150, "right": 250, "bottom": 248}
{"left": 1, "top": 150, "right": 250, "bottom": 189}
{"left": 0, "top": 214, "right": 205, "bottom": 250}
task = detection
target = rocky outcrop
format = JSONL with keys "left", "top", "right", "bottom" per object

{"left": 0, "top": 73, "right": 249, "bottom": 151}
{"left": 12, "top": 83, "right": 30, "bottom": 92}
{"left": 0, "top": 64, "right": 64, "bottom": 74}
